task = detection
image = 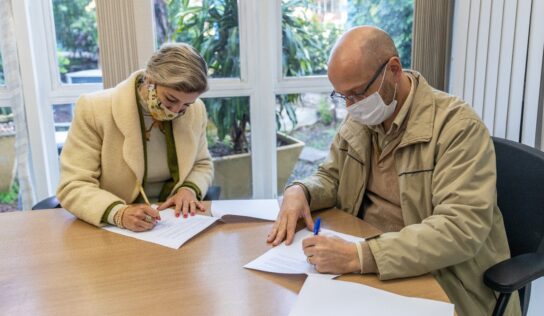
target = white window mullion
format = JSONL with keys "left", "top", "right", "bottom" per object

{"left": 244, "top": 0, "right": 279, "bottom": 198}
{"left": 276, "top": 76, "right": 332, "bottom": 95}
{"left": 13, "top": 0, "right": 59, "bottom": 201}
{"left": 133, "top": 0, "right": 156, "bottom": 69}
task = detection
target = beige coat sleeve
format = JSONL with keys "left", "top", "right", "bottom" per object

{"left": 297, "top": 133, "right": 341, "bottom": 210}
{"left": 175, "top": 101, "right": 214, "bottom": 198}
{"left": 368, "top": 118, "right": 497, "bottom": 279}
{"left": 56, "top": 95, "right": 125, "bottom": 226}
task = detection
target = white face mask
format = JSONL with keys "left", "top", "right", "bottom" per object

{"left": 347, "top": 64, "right": 397, "bottom": 126}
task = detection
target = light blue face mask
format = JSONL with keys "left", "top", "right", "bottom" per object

{"left": 347, "top": 63, "right": 397, "bottom": 126}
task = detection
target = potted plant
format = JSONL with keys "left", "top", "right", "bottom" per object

{"left": 0, "top": 110, "right": 16, "bottom": 193}
{"left": 160, "top": 0, "right": 344, "bottom": 198}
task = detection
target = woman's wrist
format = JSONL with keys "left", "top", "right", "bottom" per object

{"left": 114, "top": 205, "right": 129, "bottom": 229}
{"left": 178, "top": 186, "right": 196, "bottom": 198}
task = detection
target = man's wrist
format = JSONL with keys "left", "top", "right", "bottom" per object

{"left": 354, "top": 242, "right": 364, "bottom": 274}
{"left": 285, "top": 183, "right": 311, "bottom": 204}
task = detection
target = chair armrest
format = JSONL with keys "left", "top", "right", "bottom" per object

{"left": 484, "top": 252, "right": 544, "bottom": 293}
{"left": 203, "top": 186, "right": 221, "bottom": 201}
{"left": 32, "top": 196, "right": 61, "bottom": 210}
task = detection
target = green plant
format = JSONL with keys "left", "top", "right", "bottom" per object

{"left": 282, "top": 0, "right": 341, "bottom": 77}
{"left": 52, "top": 0, "right": 99, "bottom": 80}
{"left": 0, "top": 52, "right": 4, "bottom": 84}
{"left": 0, "top": 107, "right": 12, "bottom": 118}
{"left": 348, "top": 0, "right": 414, "bottom": 68}
{"left": 317, "top": 99, "right": 333, "bottom": 125}
{"left": 164, "top": 0, "right": 311, "bottom": 153}
{"left": 0, "top": 180, "right": 18, "bottom": 204}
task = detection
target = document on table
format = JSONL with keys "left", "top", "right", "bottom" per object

{"left": 289, "top": 275, "right": 454, "bottom": 316}
{"left": 244, "top": 228, "right": 364, "bottom": 279}
{"left": 102, "top": 208, "right": 218, "bottom": 249}
{"left": 211, "top": 199, "right": 279, "bottom": 221}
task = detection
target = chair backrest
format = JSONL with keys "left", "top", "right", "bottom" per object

{"left": 493, "top": 137, "right": 544, "bottom": 257}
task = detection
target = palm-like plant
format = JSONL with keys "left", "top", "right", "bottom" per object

{"left": 164, "top": 0, "right": 338, "bottom": 154}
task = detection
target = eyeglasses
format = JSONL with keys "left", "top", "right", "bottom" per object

{"left": 330, "top": 59, "right": 391, "bottom": 103}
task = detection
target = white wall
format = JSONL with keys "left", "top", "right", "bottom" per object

{"left": 450, "top": 1, "right": 544, "bottom": 314}
{"left": 449, "top": 0, "right": 544, "bottom": 147}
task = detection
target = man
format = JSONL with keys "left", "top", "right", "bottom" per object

{"left": 266, "top": 26, "right": 520, "bottom": 316}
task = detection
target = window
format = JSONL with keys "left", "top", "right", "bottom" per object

{"left": 277, "top": 93, "right": 344, "bottom": 187}
{"left": 281, "top": 0, "right": 414, "bottom": 78}
{"left": 205, "top": 96, "right": 253, "bottom": 199}
{"left": 52, "top": 0, "right": 101, "bottom": 84}
{"left": 278, "top": 0, "right": 413, "bottom": 193}
{"left": 0, "top": 51, "right": 4, "bottom": 85}
{"left": 154, "top": 0, "right": 241, "bottom": 78}
{"left": 0, "top": 106, "right": 19, "bottom": 212}
{"left": 53, "top": 103, "right": 74, "bottom": 155}
{"left": 15, "top": 0, "right": 416, "bottom": 201}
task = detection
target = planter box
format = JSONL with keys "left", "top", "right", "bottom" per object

{"left": 212, "top": 132, "right": 305, "bottom": 199}
{"left": 0, "top": 134, "right": 15, "bottom": 192}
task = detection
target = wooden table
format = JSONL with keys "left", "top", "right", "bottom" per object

{"left": 0, "top": 205, "right": 450, "bottom": 315}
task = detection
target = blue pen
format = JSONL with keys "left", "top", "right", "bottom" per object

{"left": 313, "top": 217, "right": 321, "bottom": 235}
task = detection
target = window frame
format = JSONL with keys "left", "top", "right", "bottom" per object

{"left": 18, "top": 0, "right": 373, "bottom": 201}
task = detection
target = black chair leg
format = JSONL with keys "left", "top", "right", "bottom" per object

{"left": 520, "top": 284, "right": 531, "bottom": 316}
{"left": 492, "top": 293, "right": 512, "bottom": 316}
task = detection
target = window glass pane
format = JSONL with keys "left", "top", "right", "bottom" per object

{"left": 0, "top": 107, "right": 19, "bottom": 212}
{"left": 282, "top": 0, "right": 414, "bottom": 77}
{"left": 205, "top": 96, "right": 252, "bottom": 198}
{"left": 54, "top": 98, "right": 253, "bottom": 199}
{"left": 53, "top": 103, "right": 74, "bottom": 155}
{"left": 276, "top": 93, "right": 345, "bottom": 191}
{"left": 154, "top": 0, "right": 241, "bottom": 78}
{"left": 0, "top": 50, "right": 4, "bottom": 85}
{"left": 52, "top": 0, "right": 102, "bottom": 84}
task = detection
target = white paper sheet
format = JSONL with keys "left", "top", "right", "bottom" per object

{"left": 211, "top": 199, "right": 280, "bottom": 221}
{"left": 289, "top": 275, "right": 454, "bottom": 316}
{"left": 103, "top": 208, "right": 218, "bottom": 249}
{"left": 244, "top": 228, "right": 364, "bottom": 279}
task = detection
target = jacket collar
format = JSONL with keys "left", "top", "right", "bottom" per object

{"left": 397, "top": 70, "right": 435, "bottom": 148}
{"left": 111, "top": 70, "right": 146, "bottom": 182}
{"left": 110, "top": 70, "right": 200, "bottom": 188}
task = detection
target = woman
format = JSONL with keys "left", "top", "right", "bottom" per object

{"left": 57, "top": 43, "right": 213, "bottom": 232}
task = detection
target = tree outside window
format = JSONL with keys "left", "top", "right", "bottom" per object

{"left": 155, "top": 0, "right": 414, "bottom": 194}
{"left": 52, "top": 0, "right": 101, "bottom": 84}
{"left": 155, "top": 0, "right": 248, "bottom": 154}
{"left": 282, "top": 0, "right": 413, "bottom": 78}
{"left": 279, "top": 0, "right": 414, "bottom": 182}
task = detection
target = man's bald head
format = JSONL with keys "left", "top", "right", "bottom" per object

{"left": 328, "top": 26, "right": 399, "bottom": 91}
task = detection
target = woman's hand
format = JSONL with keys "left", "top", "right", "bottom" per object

{"left": 122, "top": 204, "right": 161, "bottom": 232}
{"left": 157, "top": 187, "right": 205, "bottom": 218}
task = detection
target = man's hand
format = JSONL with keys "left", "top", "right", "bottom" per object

{"left": 122, "top": 204, "right": 161, "bottom": 232}
{"left": 267, "top": 185, "right": 313, "bottom": 246}
{"left": 303, "top": 235, "right": 360, "bottom": 274}
{"left": 157, "top": 187, "right": 205, "bottom": 218}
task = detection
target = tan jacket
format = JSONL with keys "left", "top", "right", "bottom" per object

{"left": 57, "top": 71, "right": 213, "bottom": 227}
{"left": 299, "top": 72, "right": 520, "bottom": 316}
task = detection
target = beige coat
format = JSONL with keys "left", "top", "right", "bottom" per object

{"left": 299, "top": 72, "right": 520, "bottom": 316}
{"left": 57, "top": 71, "right": 213, "bottom": 227}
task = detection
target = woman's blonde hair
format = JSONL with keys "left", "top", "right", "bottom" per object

{"left": 145, "top": 42, "right": 209, "bottom": 93}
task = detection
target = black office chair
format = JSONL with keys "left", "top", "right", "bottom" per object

{"left": 483, "top": 137, "right": 544, "bottom": 316}
{"left": 32, "top": 186, "right": 222, "bottom": 210}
